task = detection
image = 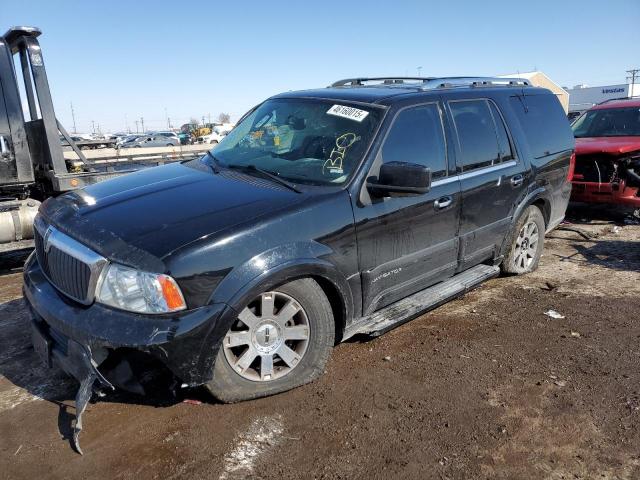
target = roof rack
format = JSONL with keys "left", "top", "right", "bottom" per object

{"left": 330, "top": 76, "right": 530, "bottom": 90}
{"left": 331, "top": 77, "right": 434, "bottom": 87}
{"left": 596, "top": 96, "right": 637, "bottom": 105}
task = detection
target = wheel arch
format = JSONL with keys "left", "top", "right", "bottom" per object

{"left": 499, "top": 187, "right": 550, "bottom": 259}
{"left": 210, "top": 251, "right": 354, "bottom": 344}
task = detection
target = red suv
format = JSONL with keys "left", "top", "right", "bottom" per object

{"left": 570, "top": 99, "right": 640, "bottom": 210}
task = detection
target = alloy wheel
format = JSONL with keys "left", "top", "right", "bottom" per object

{"left": 513, "top": 220, "right": 539, "bottom": 270}
{"left": 223, "top": 291, "right": 310, "bottom": 382}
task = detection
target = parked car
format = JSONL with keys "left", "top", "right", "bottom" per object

{"left": 150, "top": 131, "right": 181, "bottom": 142}
{"left": 197, "top": 131, "right": 226, "bottom": 144}
{"left": 570, "top": 98, "right": 640, "bottom": 211}
{"left": 119, "top": 133, "right": 179, "bottom": 148}
{"left": 178, "top": 132, "right": 191, "bottom": 145}
{"left": 115, "top": 134, "right": 142, "bottom": 148}
{"left": 25, "top": 77, "right": 574, "bottom": 424}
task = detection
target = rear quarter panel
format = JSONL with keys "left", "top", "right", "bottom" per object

{"left": 504, "top": 91, "right": 575, "bottom": 229}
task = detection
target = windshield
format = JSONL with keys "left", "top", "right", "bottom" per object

{"left": 205, "top": 98, "right": 382, "bottom": 185}
{"left": 572, "top": 106, "right": 640, "bottom": 138}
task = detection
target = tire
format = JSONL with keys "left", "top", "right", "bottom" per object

{"left": 166, "top": 143, "right": 173, "bottom": 147}
{"left": 206, "top": 278, "right": 334, "bottom": 403}
{"left": 210, "top": 140, "right": 218, "bottom": 145}
{"left": 502, "top": 205, "right": 545, "bottom": 275}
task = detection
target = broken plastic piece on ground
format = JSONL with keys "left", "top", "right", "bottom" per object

{"left": 544, "top": 310, "right": 565, "bottom": 319}
{"left": 570, "top": 331, "right": 582, "bottom": 338}
{"left": 182, "top": 398, "right": 202, "bottom": 405}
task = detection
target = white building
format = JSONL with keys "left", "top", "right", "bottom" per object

{"left": 567, "top": 83, "right": 640, "bottom": 113}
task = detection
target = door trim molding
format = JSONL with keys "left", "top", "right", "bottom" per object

{"left": 431, "top": 160, "right": 517, "bottom": 187}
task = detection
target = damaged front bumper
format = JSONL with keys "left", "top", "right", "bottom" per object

{"left": 571, "top": 179, "right": 640, "bottom": 207}
{"left": 23, "top": 254, "right": 228, "bottom": 451}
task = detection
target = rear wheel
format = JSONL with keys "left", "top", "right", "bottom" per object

{"left": 502, "top": 205, "right": 545, "bottom": 274}
{"left": 206, "top": 278, "right": 334, "bottom": 402}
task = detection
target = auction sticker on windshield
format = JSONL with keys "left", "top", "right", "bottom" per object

{"left": 327, "top": 104, "right": 369, "bottom": 122}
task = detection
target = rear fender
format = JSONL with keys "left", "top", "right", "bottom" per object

{"left": 498, "top": 187, "right": 549, "bottom": 259}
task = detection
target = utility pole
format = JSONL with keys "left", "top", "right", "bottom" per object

{"left": 70, "top": 101, "right": 77, "bottom": 134}
{"left": 167, "top": 117, "right": 171, "bottom": 130}
{"left": 125, "top": 113, "right": 129, "bottom": 133}
{"left": 91, "top": 120, "right": 95, "bottom": 134}
{"left": 201, "top": 115, "right": 205, "bottom": 126}
{"left": 135, "top": 120, "right": 139, "bottom": 133}
{"left": 207, "top": 113, "right": 211, "bottom": 124}
{"left": 164, "top": 107, "right": 169, "bottom": 129}
{"left": 417, "top": 66, "right": 423, "bottom": 77}
{"left": 626, "top": 68, "right": 639, "bottom": 85}
{"left": 140, "top": 117, "right": 145, "bottom": 133}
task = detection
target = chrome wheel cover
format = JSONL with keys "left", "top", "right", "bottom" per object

{"left": 223, "top": 291, "right": 310, "bottom": 382}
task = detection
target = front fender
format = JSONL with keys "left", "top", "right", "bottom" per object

{"left": 209, "top": 241, "right": 354, "bottom": 328}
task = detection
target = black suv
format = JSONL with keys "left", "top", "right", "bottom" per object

{"left": 25, "top": 77, "right": 574, "bottom": 406}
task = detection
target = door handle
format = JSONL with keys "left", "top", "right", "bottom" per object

{"left": 434, "top": 196, "right": 453, "bottom": 210}
{"left": 510, "top": 174, "right": 524, "bottom": 187}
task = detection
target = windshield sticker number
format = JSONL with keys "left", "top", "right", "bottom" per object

{"left": 327, "top": 105, "right": 369, "bottom": 122}
{"left": 323, "top": 132, "right": 359, "bottom": 175}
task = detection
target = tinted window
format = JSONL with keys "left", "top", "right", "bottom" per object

{"left": 450, "top": 100, "right": 499, "bottom": 171}
{"left": 572, "top": 106, "right": 640, "bottom": 137}
{"left": 489, "top": 102, "right": 514, "bottom": 163}
{"left": 381, "top": 104, "right": 447, "bottom": 178}
{"left": 509, "top": 94, "right": 574, "bottom": 159}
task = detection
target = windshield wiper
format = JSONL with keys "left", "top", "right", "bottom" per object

{"left": 227, "top": 164, "right": 302, "bottom": 193}
{"left": 204, "top": 150, "right": 221, "bottom": 174}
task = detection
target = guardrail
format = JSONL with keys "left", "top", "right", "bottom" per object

{"left": 68, "top": 150, "right": 207, "bottom": 171}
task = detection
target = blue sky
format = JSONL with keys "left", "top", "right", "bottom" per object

{"left": 2, "top": 0, "right": 638, "bottom": 133}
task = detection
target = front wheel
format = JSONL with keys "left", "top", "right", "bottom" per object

{"left": 206, "top": 278, "right": 334, "bottom": 403}
{"left": 502, "top": 205, "right": 545, "bottom": 275}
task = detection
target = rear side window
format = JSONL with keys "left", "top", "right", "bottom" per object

{"left": 489, "top": 103, "right": 514, "bottom": 163}
{"left": 382, "top": 104, "right": 447, "bottom": 179}
{"left": 509, "top": 94, "right": 573, "bottom": 159}
{"left": 449, "top": 100, "right": 501, "bottom": 171}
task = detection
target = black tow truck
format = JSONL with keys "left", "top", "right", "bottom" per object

{"left": 0, "top": 27, "right": 193, "bottom": 255}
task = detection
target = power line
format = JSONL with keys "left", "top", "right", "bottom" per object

{"left": 70, "top": 101, "right": 77, "bottom": 134}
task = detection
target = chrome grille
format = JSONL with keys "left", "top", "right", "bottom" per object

{"left": 33, "top": 216, "right": 107, "bottom": 304}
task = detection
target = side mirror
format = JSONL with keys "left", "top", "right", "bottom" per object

{"left": 367, "top": 161, "right": 431, "bottom": 197}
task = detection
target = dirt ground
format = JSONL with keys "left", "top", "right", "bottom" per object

{"left": 0, "top": 207, "right": 639, "bottom": 480}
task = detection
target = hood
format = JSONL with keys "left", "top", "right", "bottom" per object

{"left": 575, "top": 136, "right": 640, "bottom": 156}
{"left": 40, "top": 161, "right": 303, "bottom": 271}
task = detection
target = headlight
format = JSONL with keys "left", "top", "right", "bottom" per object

{"left": 96, "top": 263, "right": 186, "bottom": 314}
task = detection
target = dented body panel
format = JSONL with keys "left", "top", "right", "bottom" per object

{"left": 570, "top": 100, "right": 640, "bottom": 208}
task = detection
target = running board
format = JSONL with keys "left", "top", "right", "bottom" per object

{"left": 344, "top": 264, "right": 500, "bottom": 339}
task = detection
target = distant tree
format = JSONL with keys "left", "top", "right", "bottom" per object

{"left": 217, "top": 112, "right": 231, "bottom": 124}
